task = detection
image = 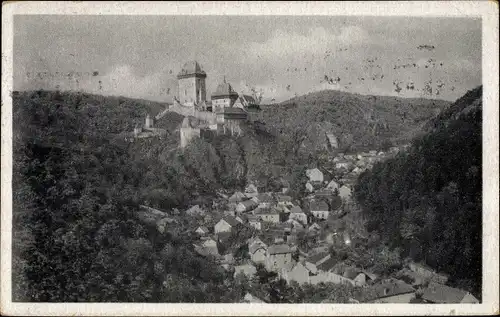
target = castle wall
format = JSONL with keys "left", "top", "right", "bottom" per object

{"left": 168, "top": 103, "right": 217, "bottom": 125}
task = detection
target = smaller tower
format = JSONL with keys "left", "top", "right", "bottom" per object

{"left": 145, "top": 114, "right": 153, "bottom": 129}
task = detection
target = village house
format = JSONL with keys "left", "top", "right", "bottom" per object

{"left": 223, "top": 209, "right": 236, "bottom": 217}
{"left": 288, "top": 206, "right": 308, "bottom": 224}
{"left": 229, "top": 191, "right": 246, "bottom": 204}
{"left": 214, "top": 216, "right": 241, "bottom": 234}
{"left": 281, "top": 261, "right": 311, "bottom": 285}
{"left": 244, "top": 183, "right": 259, "bottom": 198}
{"left": 265, "top": 244, "right": 294, "bottom": 272}
{"left": 305, "top": 252, "right": 331, "bottom": 274}
{"left": 236, "top": 199, "right": 258, "bottom": 213}
{"left": 326, "top": 179, "right": 340, "bottom": 192}
{"left": 276, "top": 194, "right": 294, "bottom": 208}
{"left": 353, "top": 279, "right": 416, "bottom": 303}
{"left": 255, "top": 208, "right": 281, "bottom": 223}
{"left": 408, "top": 262, "right": 449, "bottom": 284}
{"left": 195, "top": 226, "right": 210, "bottom": 236}
{"left": 185, "top": 204, "right": 205, "bottom": 216}
{"left": 247, "top": 215, "right": 262, "bottom": 230}
{"left": 335, "top": 160, "right": 354, "bottom": 171}
{"left": 285, "top": 218, "right": 304, "bottom": 230}
{"left": 306, "top": 167, "right": 324, "bottom": 185}
{"left": 193, "top": 236, "right": 219, "bottom": 256}
{"left": 249, "top": 239, "right": 267, "bottom": 265}
{"left": 242, "top": 292, "right": 266, "bottom": 303}
{"left": 310, "top": 200, "right": 330, "bottom": 220}
{"left": 421, "top": 282, "right": 479, "bottom": 304}
{"left": 252, "top": 192, "right": 274, "bottom": 208}
{"left": 234, "top": 263, "right": 258, "bottom": 279}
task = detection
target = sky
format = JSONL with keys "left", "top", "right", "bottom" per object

{"left": 13, "top": 15, "right": 481, "bottom": 103}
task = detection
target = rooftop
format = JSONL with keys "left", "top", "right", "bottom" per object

{"left": 306, "top": 252, "right": 330, "bottom": 264}
{"left": 177, "top": 61, "right": 206, "bottom": 78}
{"left": 310, "top": 200, "right": 329, "bottom": 211}
{"left": 212, "top": 79, "right": 239, "bottom": 98}
{"left": 317, "top": 257, "right": 337, "bottom": 272}
{"left": 421, "top": 282, "right": 474, "bottom": 303}
{"left": 268, "top": 244, "right": 292, "bottom": 255}
{"left": 356, "top": 279, "right": 415, "bottom": 302}
{"left": 221, "top": 216, "right": 240, "bottom": 227}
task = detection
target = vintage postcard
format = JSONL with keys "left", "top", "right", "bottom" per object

{"left": 1, "top": 1, "right": 498, "bottom": 316}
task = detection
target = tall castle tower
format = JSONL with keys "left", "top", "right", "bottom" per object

{"left": 177, "top": 61, "right": 207, "bottom": 106}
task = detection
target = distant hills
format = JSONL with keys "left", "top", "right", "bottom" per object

{"left": 254, "top": 89, "right": 451, "bottom": 152}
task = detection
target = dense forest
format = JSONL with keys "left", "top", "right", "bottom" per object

{"left": 354, "top": 86, "right": 483, "bottom": 297}
{"left": 255, "top": 89, "right": 450, "bottom": 153}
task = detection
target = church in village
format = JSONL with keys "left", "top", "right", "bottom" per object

{"left": 130, "top": 61, "right": 259, "bottom": 146}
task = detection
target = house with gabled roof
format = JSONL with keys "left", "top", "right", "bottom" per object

{"left": 195, "top": 226, "right": 210, "bottom": 236}
{"left": 214, "top": 216, "right": 241, "bottom": 234}
{"left": 421, "top": 282, "right": 479, "bottom": 304}
{"left": 353, "top": 278, "right": 416, "bottom": 303}
{"left": 249, "top": 239, "right": 267, "bottom": 265}
{"left": 254, "top": 207, "right": 280, "bottom": 223}
{"left": 265, "top": 244, "right": 294, "bottom": 272}
{"left": 281, "top": 261, "right": 311, "bottom": 285}
{"left": 306, "top": 168, "right": 324, "bottom": 185}
{"left": 276, "top": 194, "right": 293, "bottom": 208}
{"left": 289, "top": 205, "right": 307, "bottom": 224}
{"left": 252, "top": 192, "right": 274, "bottom": 208}
{"left": 234, "top": 263, "right": 258, "bottom": 279}
{"left": 244, "top": 183, "right": 259, "bottom": 198}
{"left": 185, "top": 204, "right": 205, "bottom": 216}
{"left": 236, "top": 199, "right": 258, "bottom": 213}
{"left": 242, "top": 292, "right": 267, "bottom": 303}
{"left": 229, "top": 191, "right": 246, "bottom": 203}
{"left": 310, "top": 200, "right": 330, "bottom": 220}
{"left": 305, "top": 252, "right": 331, "bottom": 274}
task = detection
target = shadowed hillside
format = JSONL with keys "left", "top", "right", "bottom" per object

{"left": 253, "top": 90, "right": 450, "bottom": 153}
{"left": 355, "top": 86, "right": 482, "bottom": 298}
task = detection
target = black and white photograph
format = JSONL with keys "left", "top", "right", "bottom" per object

{"left": 1, "top": 1, "right": 498, "bottom": 316}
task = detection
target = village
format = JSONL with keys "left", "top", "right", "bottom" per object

{"left": 136, "top": 145, "right": 480, "bottom": 304}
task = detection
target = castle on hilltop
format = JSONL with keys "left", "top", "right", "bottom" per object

{"left": 130, "top": 61, "right": 260, "bottom": 147}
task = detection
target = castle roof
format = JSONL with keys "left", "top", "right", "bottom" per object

{"left": 177, "top": 61, "right": 206, "bottom": 78}
{"left": 212, "top": 79, "right": 239, "bottom": 98}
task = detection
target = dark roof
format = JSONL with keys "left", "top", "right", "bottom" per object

{"left": 241, "top": 94, "right": 256, "bottom": 103}
{"left": 220, "top": 107, "right": 247, "bottom": 115}
{"left": 356, "top": 279, "right": 415, "bottom": 302}
{"left": 343, "top": 267, "right": 361, "bottom": 280}
{"left": 212, "top": 81, "right": 239, "bottom": 98}
{"left": 306, "top": 252, "right": 330, "bottom": 264}
{"left": 317, "top": 257, "right": 337, "bottom": 272}
{"left": 256, "top": 193, "right": 274, "bottom": 203}
{"left": 268, "top": 244, "right": 292, "bottom": 255}
{"left": 277, "top": 194, "right": 292, "bottom": 202}
{"left": 240, "top": 200, "right": 258, "bottom": 209}
{"left": 421, "top": 282, "right": 472, "bottom": 303}
{"left": 290, "top": 206, "right": 304, "bottom": 214}
{"left": 177, "top": 61, "right": 206, "bottom": 78}
{"left": 310, "top": 200, "right": 329, "bottom": 211}
{"left": 222, "top": 216, "right": 240, "bottom": 227}
{"left": 249, "top": 241, "right": 267, "bottom": 254}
